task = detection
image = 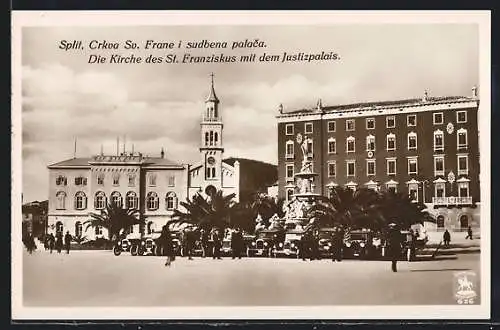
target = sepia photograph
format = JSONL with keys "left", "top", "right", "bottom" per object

{"left": 11, "top": 11, "right": 491, "bottom": 320}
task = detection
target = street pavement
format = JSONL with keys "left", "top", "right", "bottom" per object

{"left": 23, "top": 249, "right": 481, "bottom": 307}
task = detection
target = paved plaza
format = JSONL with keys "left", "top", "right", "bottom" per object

{"left": 23, "top": 250, "right": 480, "bottom": 307}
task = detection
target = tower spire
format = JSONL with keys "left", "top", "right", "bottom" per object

{"left": 206, "top": 72, "right": 219, "bottom": 103}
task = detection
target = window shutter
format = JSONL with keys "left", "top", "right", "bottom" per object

{"left": 74, "top": 196, "right": 78, "bottom": 210}
{"left": 174, "top": 196, "right": 178, "bottom": 209}
{"left": 84, "top": 196, "right": 88, "bottom": 209}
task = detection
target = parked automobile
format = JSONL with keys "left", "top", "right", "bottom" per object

{"left": 170, "top": 231, "right": 183, "bottom": 256}
{"left": 316, "top": 228, "right": 336, "bottom": 258}
{"left": 114, "top": 233, "right": 141, "bottom": 256}
{"left": 221, "top": 238, "right": 232, "bottom": 256}
{"left": 273, "top": 230, "right": 303, "bottom": 258}
{"left": 113, "top": 238, "right": 133, "bottom": 256}
{"left": 344, "top": 229, "right": 374, "bottom": 259}
{"left": 247, "top": 229, "right": 280, "bottom": 257}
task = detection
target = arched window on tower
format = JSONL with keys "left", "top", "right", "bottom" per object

{"left": 209, "top": 131, "right": 214, "bottom": 146}
{"left": 205, "top": 132, "right": 209, "bottom": 146}
{"left": 214, "top": 107, "right": 218, "bottom": 118}
{"left": 211, "top": 167, "right": 216, "bottom": 178}
{"left": 214, "top": 132, "right": 218, "bottom": 146}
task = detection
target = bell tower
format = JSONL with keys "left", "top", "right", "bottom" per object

{"left": 200, "top": 73, "right": 224, "bottom": 186}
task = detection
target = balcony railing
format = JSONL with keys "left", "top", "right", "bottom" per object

{"left": 432, "top": 196, "right": 473, "bottom": 206}
{"left": 202, "top": 117, "right": 222, "bottom": 122}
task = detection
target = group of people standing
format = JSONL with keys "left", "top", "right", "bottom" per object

{"left": 24, "top": 231, "right": 73, "bottom": 255}
{"left": 40, "top": 231, "right": 72, "bottom": 254}
{"left": 298, "top": 228, "right": 344, "bottom": 262}
{"left": 158, "top": 226, "right": 241, "bottom": 267}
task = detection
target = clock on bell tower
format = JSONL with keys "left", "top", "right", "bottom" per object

{"left": 200, "top": 73, "right": 224, "bottom": 183}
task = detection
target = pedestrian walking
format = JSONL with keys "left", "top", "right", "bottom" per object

{"left": 231, "top": 228, "right": 243, "bottom": 259}
{"left": 24, "top": 233, "right": 36, "bottom": 254}
{"left": 387, "top": 223, "right": 402, "bottom": 272}
{"left": 309, "top": 230, "right": 320, "bottom": 261}
{"left": 64, "top": 231, "right": 72, "bottom": 254}
{"left": 443, "top": 229, "right": 451, "bottom": 247}
{"left": 55, "top": 231, "right": 63, "bottom": 254}
{"left": 331, "top": 227, "right": 343, "bottom": 262}
{"left": 44, "top": 236, "right": 50, "bottom": 251}
{"left": 299, "top": 232, "right": 308, "bottom": 261}
{"left": 465, "top": 226, "right": 473, "bottom": 240}
{"left": 212, "top": 228, "right": 222, "bottom": 260}
{"left": 200, "top": 228, "right": 209, "bottom": 258}
{"left": 48, "top": 233, "right": 55, "bottom": 253}
{"left": 160, "top": 225, "right": 175, "bottom": 267}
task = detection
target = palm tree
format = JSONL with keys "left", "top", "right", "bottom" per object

{"left": 377, "top": 190, "right": 436, "bottom": 230}
{"left": 84, "top": 201, "right": 141, "bottom": 242}
{"left": 305, "top": 187, "right": 383, "bottom": 232}
{"left": 171, "top": 190, "right": 237, "bottom": 232}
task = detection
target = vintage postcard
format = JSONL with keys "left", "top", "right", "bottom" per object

{"left": 12, "top": 10, "right": 491, "bottom": 320}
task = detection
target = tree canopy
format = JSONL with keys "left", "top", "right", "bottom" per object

{"left": 84, "top": 201, "right": 141, "bottom": 241}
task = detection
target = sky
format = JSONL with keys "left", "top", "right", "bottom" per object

{"left": 20, "top": 24, "right": 479, "bottom": 202}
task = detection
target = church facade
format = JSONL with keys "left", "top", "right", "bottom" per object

{"left": 46, "top": 76, "right": 277, "bottom": 240}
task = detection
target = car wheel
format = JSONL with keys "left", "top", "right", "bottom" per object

{"left": 113, "top": 246, "right": 122, "bottom": 256}
{"left": 130, "top": 245, "right": 139, "bottom": 256}
{"left": 139, "top": 247, "right": 145, "bottom": 256}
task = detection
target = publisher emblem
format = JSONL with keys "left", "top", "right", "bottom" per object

{"left": 454, "top": 271, "right": 478, "bottom": 304}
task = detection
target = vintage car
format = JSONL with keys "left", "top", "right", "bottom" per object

{"left": 113, "top": 237, "right": 137, "bottom": 256}
{"left": 317, "top": 228, "right": 336, "bottom": 258}
{"left": 221, "top": 238, "right": 232, "bottom": 256}
{"left": 378, "top": 228, "right": 428, "bottom": 261}
{"left": 130, "top": 233, "right": 161, "bottom": 256}
{"left": 400, "top": 228, "right": 428, "bottom": 261}
{"left": 169, "top": 231, "right": 183, "bottom": 256}
{"left": 114, "top": 233, "right": 141, "bottom": 256}
{"left": 247, "top": 229, "right": 280, "bottom": 257}
{"left": 273, "top": 230, "right": 303, "bottom": 258}
{"left": 344, "top": 229, "right": 374, "bottom": 259}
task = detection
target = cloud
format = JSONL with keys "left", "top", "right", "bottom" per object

{"left": 20, "top": 24, "right": 479, "bottom": 202}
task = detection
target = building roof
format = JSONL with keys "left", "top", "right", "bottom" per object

{"left": 48, "top": 156, "right": 184, "bottom": 169}
{"left": 141, "top": 157, "right": 184, "bottom": 168}
{"left": 278, "top": 95, "right": 476, "bottom": 117}
{"left": 47, "top": 157, "right": 93, "bottom": 168}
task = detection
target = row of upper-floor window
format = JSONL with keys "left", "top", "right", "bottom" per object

{"left": 285, "top": 129, "right": 469, "bottom": 156}
{"left": 54, "top": 190, "right": 179, "bottom": 211}
{"left": 285, "top": 111, "right": 469, "bottom": 135}
{"left": 55, "top": 173, "right": 176, "bottom": 187}
{"left": 284, "top": 180, "right": 471, "bottom": 202}
{"left": 285, "top": 154, "right": 470, "bottom": 178}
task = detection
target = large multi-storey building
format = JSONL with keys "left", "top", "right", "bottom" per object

{"left": 276, "top": 88, "right": 481, "bottom": 231}
{"left": 46, "top": 76, "right": 277, "bottom": 239}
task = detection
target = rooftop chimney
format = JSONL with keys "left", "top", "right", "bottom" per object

{"left": 160, "top": 147, "right": 165, "bottom": 159}
{"left": 422, "top": 90, "right": 429, "bottom": 102}
{"left": 472, "top": 85, "right": 478, "bottom": 99}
